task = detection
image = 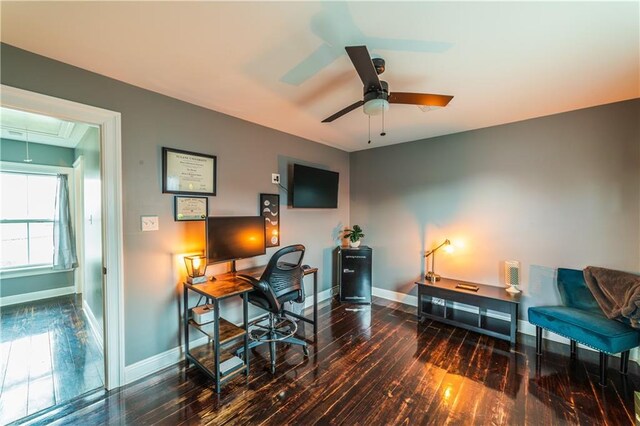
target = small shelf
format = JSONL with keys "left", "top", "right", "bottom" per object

{"left": 445, "top": 308, "right": 479, "bottom": 328}
{"left": 483, "top": 315, "right": 511, "bottom": 337}
{"left": 189, "top": 318, "right": 246, "bottom": 344}
{"left": 189, "top": 342, "right": 246, "bottom": 379}
{"left": 421, "top": 300, "right": 445, "bottom": 317}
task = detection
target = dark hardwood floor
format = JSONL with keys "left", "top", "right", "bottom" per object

{"left": 24, "top": 297, "right": 638, "bottom": 425}
{"left": 0, "top": 294, "right": 104, "bottom": 424}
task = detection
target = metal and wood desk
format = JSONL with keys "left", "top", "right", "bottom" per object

{"left": 183, "top": 279, "right": 252, "bottom": 393}
{"left": 415, "top": 278, "right": 521, "bottom": 348}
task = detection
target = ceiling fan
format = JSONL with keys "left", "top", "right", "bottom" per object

{"left": 322, "top": 45, "right": 454, "bottom": 124}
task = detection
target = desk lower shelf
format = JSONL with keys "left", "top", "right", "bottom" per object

{"left": 188, "top": 342, "right": 246, "bottom": 381}
{"left": 189, "top": 318, "right": 246, "bottom": 344}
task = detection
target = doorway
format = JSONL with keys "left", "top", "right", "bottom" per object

{"left": 0, "top": 85, "right": 124, "bottom": 421}
{"left": 0, "top": 108, "right": 105, "bottom": 423}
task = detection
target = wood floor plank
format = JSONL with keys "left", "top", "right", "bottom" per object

{"left": 440, "top": 334, "right": 496, "bottom": 425}
{"left": 0, "top": 295, "right": 104, "bottom": 424}
{"left": 339, "top": 322, "right": 450, "bottom": 425}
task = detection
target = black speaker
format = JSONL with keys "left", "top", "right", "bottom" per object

{"left": 338, "top": 246, "right": 372, "bottom": 304}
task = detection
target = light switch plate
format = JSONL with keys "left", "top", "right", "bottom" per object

{"left": 271, "top": 173, "right": 280, "bottom": 184}
{"left": 141, "top": 215, "right": 159, "bottom": 231}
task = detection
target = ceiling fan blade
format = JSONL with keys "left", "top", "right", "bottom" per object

{"left": 388, "top": 92, "right": 454, "bottom": 107}
{"left": 322, "top": 100, "right": 364, "bottom": 123}
{"left": 345, "top": 46, "right": 382, "bottom": 92}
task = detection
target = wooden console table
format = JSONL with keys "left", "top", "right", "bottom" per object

{"left": 415, "top": 278, "right": 521, "bottom": 348}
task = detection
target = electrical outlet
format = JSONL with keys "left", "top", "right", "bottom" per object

{"left": 271, "top": 173, "right": 280, "bottom": 184}
{"left": 141, "top": 215, "right": 159, "bottom": 231}
{"left": 432, "top": 297, "right": 446, "bottom": 306}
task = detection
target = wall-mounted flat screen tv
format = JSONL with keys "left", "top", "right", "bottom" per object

{"left": 206, "top": 216, "right": 266, "bottom": 264}
{"left": 291, "top": 164, "right": 339, "bottom": 208}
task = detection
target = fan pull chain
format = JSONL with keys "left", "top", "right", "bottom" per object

{"left": 380, "top": 106, "right": 386, "bottom": 136}
{"left": 368, "top": 115, "right": 371, "bottom": 144}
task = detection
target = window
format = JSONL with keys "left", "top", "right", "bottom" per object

{"left": 0, "top": 171, "right": 58, "bottom": 269}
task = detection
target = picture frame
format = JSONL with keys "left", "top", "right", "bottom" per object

{"left": 260, "top": 193, "right": 280, "bottom": 247}
{"left": 174, "top": 196, "right": 208, "bottom": 221}
{"left": 162, "top": 147, "right": 216, "bottom": 196}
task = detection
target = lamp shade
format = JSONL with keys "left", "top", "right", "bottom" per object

{"left": 184, "top": 255, "right": 207, "bottom": 283}
{"left": 363, "top": 98, "right": 389, "bottom": 116}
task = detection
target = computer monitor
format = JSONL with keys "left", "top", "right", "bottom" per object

{"left": 206, "top": 216, "right": 266, "bottom": 265}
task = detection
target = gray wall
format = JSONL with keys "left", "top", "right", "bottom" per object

{"left": 75, "top": 127, "right": 103, "bottom": 328}
{"left": 0, "top": 271, "right": 74, "bottom": 298}
{"left": 1, "top": 43, "right": 349, "bottom": 365}
{"left": 350, "top": 99, "right": 640, "bottom": 319}
{"left": 0, "top": 138, "right": 75, "bottom": 167}
{"left": 0, "top": 138, "right": 75, "bottom": 297}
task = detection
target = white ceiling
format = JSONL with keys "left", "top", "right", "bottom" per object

{"left": 0, "top": 107, "right": 91, "bottom": 148}
{"left": 1, "top": 1, "right": 638, "bottom": 152}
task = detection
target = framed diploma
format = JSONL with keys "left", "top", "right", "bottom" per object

{"left": 162, "top": 147, "right": 216, "bottom": 195}
{"left": 174, "top": 196, "right": 208, "bottom": 221}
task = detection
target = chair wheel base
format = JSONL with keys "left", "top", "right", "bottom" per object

{"left": 270, "top": 365, "right": 276, "bottom": 374}
{"left": 303, "top": 346, "right": 309, "bottom": 357}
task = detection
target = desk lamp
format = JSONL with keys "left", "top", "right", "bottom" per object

{"left": 425, "top": 239, "right": 452, "bottom": 282}
{"left": 184, "top": 255, "right": 208, "bottom": 284}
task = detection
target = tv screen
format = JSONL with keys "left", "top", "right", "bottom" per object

{"left": 206, "top": 216, "right": 266, "bottom": 264}
{"left": 291, "top": 164, "right": 339, "bottom": 208}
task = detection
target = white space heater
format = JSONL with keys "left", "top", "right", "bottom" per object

{"left": 505, "top": 260, "right": 521, "bottom": 294}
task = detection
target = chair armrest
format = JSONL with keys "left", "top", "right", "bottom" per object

{"left": 238, "top": 274, "right": 281, "bottom": 312}
{"left": 237, "top": 274, "right": 269, "bottom": 293}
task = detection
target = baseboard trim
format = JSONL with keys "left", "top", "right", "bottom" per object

{"left": 303, "top": 288, "right": 332, "bottom": 309}
{"left": 82, "top": 299, "right": 104, "bottom": 353}
{"left": 124, "top": 287, "right": 334, "bottom": 385}
{"left": 0, "top": 286, "right": 75, "bottom": 307}
{"left": 124, "top": 335, "right": 208, "bottom": 384}
{"left": 372, "top": 287, "right": 418, "bottom": 307}
{"left": 372, "top": 286, "right": 638, "bottom": 363}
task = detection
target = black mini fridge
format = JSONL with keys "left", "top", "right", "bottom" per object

{"left": 338, "top": 246, "right": 372, "bottom": 304}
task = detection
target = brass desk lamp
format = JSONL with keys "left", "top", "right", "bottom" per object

{"left": 425, "top": 239, "right": 452, "bottom": 282}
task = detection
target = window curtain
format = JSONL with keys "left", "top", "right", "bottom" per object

{"left": 53, "top": 174, "right": 78, "bottom": 270}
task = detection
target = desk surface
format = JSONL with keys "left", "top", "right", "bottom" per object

{"left": 190, "top": 264, "right": 318, "bottom": 300}
{"left": 188, "top": 279, "right": 253, "bottom": 300}
{"left": 217, "top": 264, "right": 319, "bottom": 281}
{"left": 415, "top": 277, "right": 521, "bottom": 304}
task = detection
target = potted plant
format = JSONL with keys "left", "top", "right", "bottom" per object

{"left": 344, "top": 225, "right": 365, "bottom": 248}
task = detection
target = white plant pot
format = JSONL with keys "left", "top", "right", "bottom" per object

{"left": 349, "top": 240, "right": 361, "bottom": 248}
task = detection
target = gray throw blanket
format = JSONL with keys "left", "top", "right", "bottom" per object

{"left": 583, "top": 266, "right": 640, "bottom": 328}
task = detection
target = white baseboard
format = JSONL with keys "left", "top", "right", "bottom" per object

{"left": 0, "top": 286, "right": 75, "bottom": 307}
{"left": 125, "top": 335, "right": 209, "bottom": 384}
{"left": 124, "top": 287, "right": 334, "bottom": 385}
{"left": 372, "top": 286, "right": 639, "bottom": 363}
{"left": 83, "top": 299, "right": 104, "bottom": 353}
{"left": 372, "top": 287, "right": 418, "bottom": 307}
{"left": 303, "top": 288, "right": 332, "bottom": 309}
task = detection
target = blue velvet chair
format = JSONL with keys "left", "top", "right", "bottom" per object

{"left": 528, "top": 268, "right": 640, "bottom": 386}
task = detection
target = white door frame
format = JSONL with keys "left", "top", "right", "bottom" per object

{"left": 73, "top": 155, "right": 85, "bottom": 296}
{"left": 1, "top": 84, "right": 125, "bottom": 389}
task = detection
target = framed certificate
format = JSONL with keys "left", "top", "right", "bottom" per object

{"left": 174, "top": 196, "right": 208, "bottom": 221}
{"left": 162, "top": 147, "right": 216, "bottom": 195}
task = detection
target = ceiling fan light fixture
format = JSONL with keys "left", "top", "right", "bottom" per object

{"left": 363, "top": 98, "right": 389, "bottom": 116}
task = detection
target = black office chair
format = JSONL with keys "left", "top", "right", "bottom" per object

{"left": 237, "top": 244, "right": 309, "bottom": 373}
